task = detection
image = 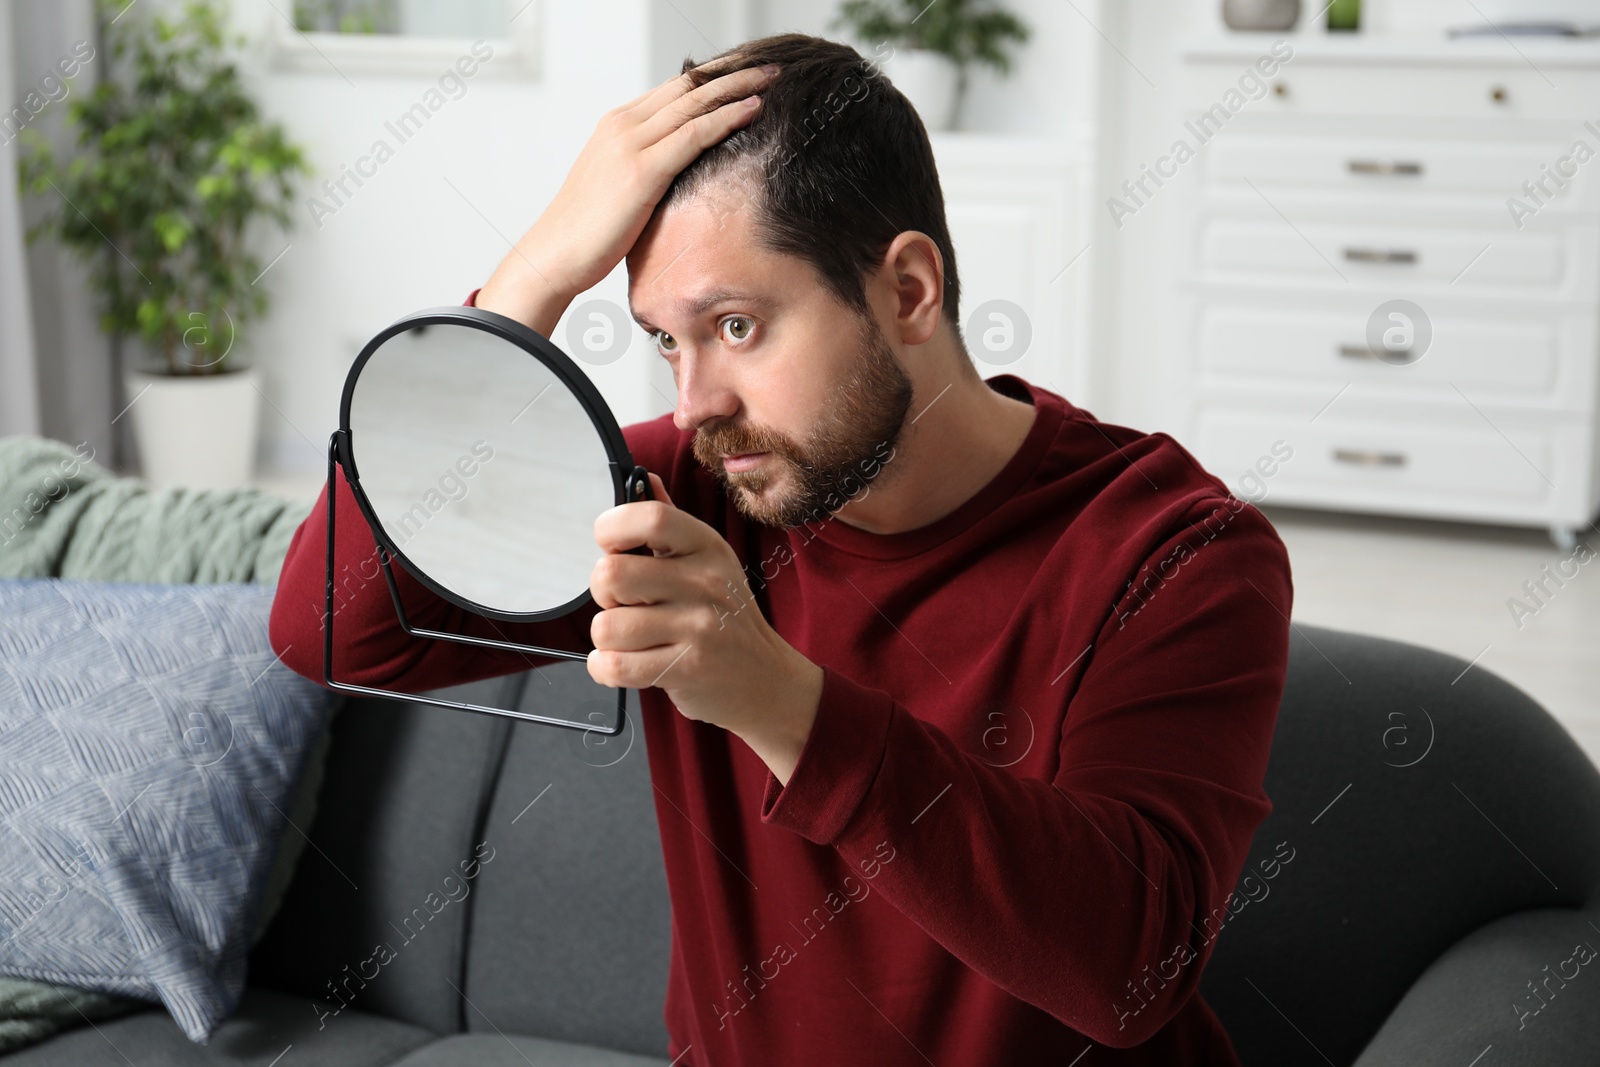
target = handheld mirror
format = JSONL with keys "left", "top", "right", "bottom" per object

{"left": 322, "top": 305, "right": 652, "bottom": 735}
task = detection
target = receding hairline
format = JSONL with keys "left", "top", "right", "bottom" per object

{"left": 627, "top": 167, "right": 794, "bottom": 333}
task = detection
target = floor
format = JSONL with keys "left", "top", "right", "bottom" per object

{"left": 1259, "top": 504, "right": 1600, "bottom": 771}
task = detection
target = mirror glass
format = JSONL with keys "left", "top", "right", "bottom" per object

{"left": 347, "top": 321, "right": 616, "bottom": 616}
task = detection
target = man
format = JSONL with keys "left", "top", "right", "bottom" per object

{"left": 270, "top": 32, "right": 1293, "bottom": 1065}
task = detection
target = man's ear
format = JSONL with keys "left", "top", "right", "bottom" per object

{"left": 884, "top": 230, "right": 944, "bottom": 345}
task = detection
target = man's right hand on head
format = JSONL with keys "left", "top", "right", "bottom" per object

{"left": 473, "top": 58, "right": 779, "bottom": 337}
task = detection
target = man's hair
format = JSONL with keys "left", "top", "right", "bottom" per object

{"left": 659, "top": 33, "right": 965, "bottom": 344}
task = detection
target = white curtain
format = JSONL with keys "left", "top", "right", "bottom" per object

{"left": 0, "top": 0, "right": 42, "bottom": 438}
{"left": 1, "top": 0, "right": 118, "bottom": 464}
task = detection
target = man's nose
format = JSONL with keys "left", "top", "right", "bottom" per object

{"left": 671, "top": 349, "right": 739, "bottom": 433}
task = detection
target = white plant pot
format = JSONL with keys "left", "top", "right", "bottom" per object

{"left": 879, "top": 47, "right": 960, "bottom": 131}
{"left": 122, "top": 365, "right": 262, "bottom": 490}
{"left": 1221, "top": 0, "right": 1301, "bottom": 31}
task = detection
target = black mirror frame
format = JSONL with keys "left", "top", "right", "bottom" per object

{"left": 321, "top": 305, "right": 652, "bottom": 735}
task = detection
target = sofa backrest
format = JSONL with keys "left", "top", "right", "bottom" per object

{"left": 249, "top": 665, "right": 672, "bottom": 1056}
{"left": 248, "top": 672, "right": 527, "bottom": 1036}
{"left": 460, "top": 662, "right": 673, "bottom": 1057}
{"left": 1201, "top": 625, "right": 1600, "bottom": 1066}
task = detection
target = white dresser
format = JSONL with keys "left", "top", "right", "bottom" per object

{"left": 1176, "top": 35, "right": 1600, "bottom": 547}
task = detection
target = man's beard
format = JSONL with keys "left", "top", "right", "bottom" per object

{"left": 691, "top": 309, "right": 913, "bottom": 529}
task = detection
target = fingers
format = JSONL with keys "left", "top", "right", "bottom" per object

{"left": 589, "top": 552, "right": 681, "bottom": 610}
{"left": 589, "top": 602, "right": 690, "bottom": 653}
{"left": 634, "top": 63, "right": 774, "bottom": 146}
{"left": 634, "top": 94, "right": 764, "bottom": 184}
{"left": 622, "top": 53, "right": 757, "bottom": 119}
{"left": 613, "top": 86, "right": 656, "bottom": 113}
{"left": 646, "top": 470, "right": 672, "bottom": 507}
{"left": 588, "top": 640, "right": 696, "bottom": 692}
{"left": 689, "top": 52, "right": 751, "bottom": 79}
{"left": 593, "top": 498, "right": 694, "bottom": 558}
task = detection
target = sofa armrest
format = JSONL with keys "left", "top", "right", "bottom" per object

{"left": 1354, "top": 906, "right": 1600, "bottom": 1066}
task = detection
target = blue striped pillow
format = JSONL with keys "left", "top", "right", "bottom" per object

{"left": 0, "top": 578, "right": 338, "bottom": 1043}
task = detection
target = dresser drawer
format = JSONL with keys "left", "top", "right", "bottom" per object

{"left": 1180, "top": 54, "right": 1600, "bottom": 123}
{"left": 1195, "top": 216, "right": 1595, "bottom": 299}
{"left": 1202, "top": 133, "right": 1599, "bottom": 217}
{"left": 1193, "top": 300, "right": 1594, "bottom": 410}
{"left": 1191, "top": 406, "right": 1582, "bottom": 523}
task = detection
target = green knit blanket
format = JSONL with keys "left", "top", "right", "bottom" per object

{"left": 0, "top": 434, "right": 323, "bottom": 1050}
{"left": 0, "top": 979, "right": 144, "bottom": 1055}
{"left": 0, "top": 435, "right": 315, "bottom": 584}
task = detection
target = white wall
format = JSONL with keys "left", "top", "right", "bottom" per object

{"left": 1088, "top": 0, "right": 1201, "bottom": 437}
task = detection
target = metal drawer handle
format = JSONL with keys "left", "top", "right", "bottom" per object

{"left": 1344, "top": 247, "right": 1418, "bottom": 264}
{"left": 1339, "top": 343, "right": 1416, "bottom": 365}
{"left": 1348, "top": 159, "right": 1424, "bottom": 176}
{"left": 1333, "top": 448, "right": 1407, "bottom": 468}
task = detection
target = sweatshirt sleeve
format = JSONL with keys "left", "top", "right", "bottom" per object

{"left": 267, "top": 467, "right": 599, "bottom": 693}
{"left": 266, "top": 286, "right": 597, "bottom": 693}
{"left": 756, "top": 497, "right": 1292, "bottom": 1048}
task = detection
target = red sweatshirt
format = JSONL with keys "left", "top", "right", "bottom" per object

{"left": 269, "top": 311, "right": 1293, "bottom": 1065}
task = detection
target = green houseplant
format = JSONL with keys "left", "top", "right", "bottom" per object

{"left": 18, "top": 0, "right": 308, "bottom": 488}
{"left": 831, "top": 0, "right": 1030, "bottom": 130}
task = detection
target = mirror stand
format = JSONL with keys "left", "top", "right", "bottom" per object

{"left": 319, "top": 429, "right": 638, "bottom": 735}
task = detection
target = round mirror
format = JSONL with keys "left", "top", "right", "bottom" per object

{"left": 340, "top": 306, "right": 636, "bottom": 620}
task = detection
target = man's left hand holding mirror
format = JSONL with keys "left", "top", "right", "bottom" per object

{"left": 586, "top": 469, "right": 824, "bottom": 786}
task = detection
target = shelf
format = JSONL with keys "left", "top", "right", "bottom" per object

{"left": 1182, "top": 31, "right": 1600, "bottom": 69}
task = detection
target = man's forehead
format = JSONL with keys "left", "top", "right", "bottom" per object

{"left": 628, "top": 286, "right": 779, "bottom": 327}
{"left": 627, "top": 192, "right": 783, "bottom": 325}
{"left": 628, "top": 183, "right": 758, "bottom": 267}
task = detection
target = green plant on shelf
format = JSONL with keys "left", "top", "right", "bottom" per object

{"left": 17, "top": 0, "right": 310, "bottom": 377}
{"left": 831, "top": 0, "right": 1030, "bottom": 103}
{"left": 1327, "top": 0, "right": 1360, "bottom": 32}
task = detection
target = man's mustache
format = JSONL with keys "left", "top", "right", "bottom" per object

{"left": 695, "top": 427, "right": 791, "bottom": 461}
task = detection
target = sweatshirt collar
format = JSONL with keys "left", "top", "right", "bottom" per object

{"left": 794, "top": 374, "right": 1062, "bottom": 561}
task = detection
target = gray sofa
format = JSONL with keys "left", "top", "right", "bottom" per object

{"left": 10, "top": 626, "right": 1600, "bottom": 1066}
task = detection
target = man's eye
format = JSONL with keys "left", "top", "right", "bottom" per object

{"left": 652, "top": 329, "right": 677, "bottom": 354}
{"left": 722, "top": 316, "right": 753, "bottom": 342}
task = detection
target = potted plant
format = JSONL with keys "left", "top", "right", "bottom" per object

{"left": 831, "top": 0, "right": 1031, "bottom": 131}
{"left": 18, "top": 0, "right": 308, "bottom": 490}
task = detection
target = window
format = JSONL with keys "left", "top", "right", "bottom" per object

{"left": 265, "top": 0, "right": 538, "bottom": 77}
